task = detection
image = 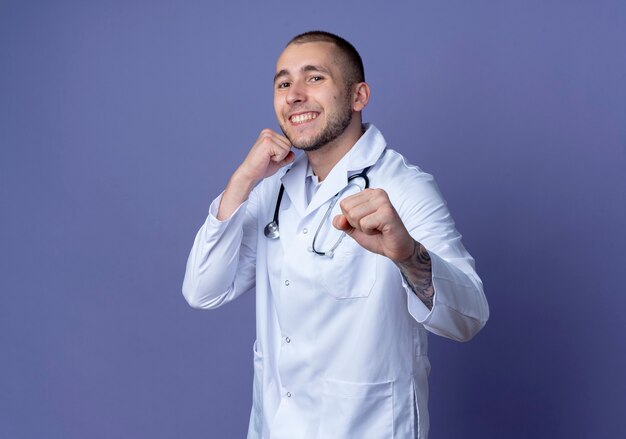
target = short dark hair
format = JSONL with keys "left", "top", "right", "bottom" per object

{"left": 287, "top": 30, "right": 365, "bottom": 86}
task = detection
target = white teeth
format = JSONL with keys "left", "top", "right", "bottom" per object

{"left": 291, "top": 113, "right": 318, "bottom": 123}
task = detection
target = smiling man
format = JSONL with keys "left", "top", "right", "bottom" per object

{"left": 183, "top": 31, "right": 489, "bottom": 439}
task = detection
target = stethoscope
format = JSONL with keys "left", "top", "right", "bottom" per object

{"left": 264, "top": 166, "right": 372, "bottom": 257}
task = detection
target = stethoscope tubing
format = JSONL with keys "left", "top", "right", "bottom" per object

{"left": 264, "top": 166, "right": 372, "bottom": 256}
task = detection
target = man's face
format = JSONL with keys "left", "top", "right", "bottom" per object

{"left": 274, "top": 42, "right": 354, "bottom": 151}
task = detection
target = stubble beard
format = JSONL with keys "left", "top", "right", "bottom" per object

{"left": 280, "top": 98, "right": 353, "bottom": 152}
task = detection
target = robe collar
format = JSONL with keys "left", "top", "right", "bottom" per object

{"left": 280, "top": 123, "right": 387, "bottom": 218}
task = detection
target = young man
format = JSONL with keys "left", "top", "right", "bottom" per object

{"left": 183, "top": 31, "right": 489, "bottom": 439}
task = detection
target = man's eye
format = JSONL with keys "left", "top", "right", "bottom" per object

{"left": 277, "top": 82, "right": 290, "bottom": 89}
{"left": 310, "top": 76, "right": 323, "bottom": 82}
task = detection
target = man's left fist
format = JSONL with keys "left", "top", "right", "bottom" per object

{"left": 332, "top": 188, "right": 414, "bottom": 263}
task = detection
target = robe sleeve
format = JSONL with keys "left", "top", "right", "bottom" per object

{"left": 182, "top": 186, "right": 261, "bottom": 310}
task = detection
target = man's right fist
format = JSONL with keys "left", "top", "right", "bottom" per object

{"left": 238, "top": 129, "right": 295, "bottom": 184}
{"left": 217, "top": 129, "right": 294, "bottom": 221}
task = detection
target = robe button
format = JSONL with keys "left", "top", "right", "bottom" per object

{"left": 285, "top": 280, "right": 290, "bottom": 286}
{"left": 286, "top": 392, "right": 292, "bottom": 398}
{"left": 285, "top": 337, "right": 291, "bottom": 343}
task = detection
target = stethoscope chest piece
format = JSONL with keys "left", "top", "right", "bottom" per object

{"left": 264, "top": 221, "right": 280, "bottom": 239}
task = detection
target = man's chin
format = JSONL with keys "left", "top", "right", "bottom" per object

{"left": 285, "top": 134, "right": 319, "bottom": 151}
{"left": 291, "top": 139, "right": 325, "bottom": 152}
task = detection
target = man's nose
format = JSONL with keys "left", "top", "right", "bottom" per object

{"left": 286, "top": 82, "right": 306, "bottom": 105}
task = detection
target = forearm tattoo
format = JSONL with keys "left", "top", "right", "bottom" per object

{"left": 396, "top": 240, "right": 434, "bottom": 310}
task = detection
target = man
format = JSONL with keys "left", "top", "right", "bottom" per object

{"left": 183, "top": 31, "right": 488, "bottom": 439}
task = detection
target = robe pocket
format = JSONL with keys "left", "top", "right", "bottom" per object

{"left": 319, "top": 238, "right": 377, "bottom": 299}
{"left": 317, "top": 378, "right": 394, "bottom": 439}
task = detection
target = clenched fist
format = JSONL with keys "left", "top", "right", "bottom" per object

{"left": 332, "top": 188, "right": 414, "bottom": 263}
{"left": 238, "top": 129, "right": 295, "bottom": 183}
{"left": 218, "top": 129, "right": 294, "bottom": 220}
{"left": 333, "top": 187, "right": 435, "bottom": 308}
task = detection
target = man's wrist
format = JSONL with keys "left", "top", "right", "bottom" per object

{"left": 395, "top": 240, "right": 435, "bottom": 310}
{"left": 217, "top": 169, "right": 258, "bottom": 221}
{"left": 231, "top": 166, "right": 261, "bottom": 191}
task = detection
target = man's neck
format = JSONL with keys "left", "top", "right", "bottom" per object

{"left": 305, "top": 119, "right": 364, "bottom": 181}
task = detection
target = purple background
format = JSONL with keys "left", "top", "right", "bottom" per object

{"left": 2, "top": 1, "right": 625, "bottom": 438}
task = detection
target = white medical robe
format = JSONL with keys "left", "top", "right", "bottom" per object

{"left": 183, "top": 124, "right": 489, "bottom": 439}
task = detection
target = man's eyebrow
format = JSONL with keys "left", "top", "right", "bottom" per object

{"left": 273, "top": 65, "right": 332, "bottom": 84}
{"left": 301, "top": 64, "right": 331, "bottom": 75}
{"left": 274, "top": 69, "right": 289, "bottom": 84}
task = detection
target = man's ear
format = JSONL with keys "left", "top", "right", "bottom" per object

{"left": 352, "top": 82, "right": 370, "bottom": 112}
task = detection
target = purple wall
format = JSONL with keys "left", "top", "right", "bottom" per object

{"left": 1, "top": 1, "right": 624, "bottom": 438}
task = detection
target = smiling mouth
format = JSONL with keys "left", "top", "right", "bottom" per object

{"left": 289, "top": 112, "right": 319, "bottom": 124}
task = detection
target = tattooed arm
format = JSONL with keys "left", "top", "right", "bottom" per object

{"left": 395, "top": 240, "right": 434, "bottom": 310}
{"left": 333, "top": 184, "right": 488, "bottom": 340}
